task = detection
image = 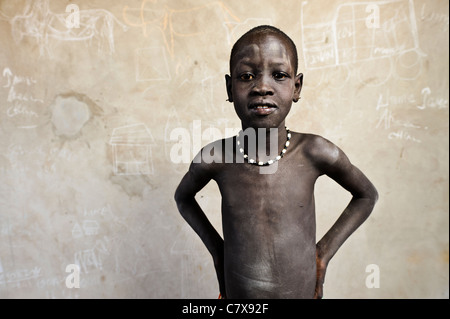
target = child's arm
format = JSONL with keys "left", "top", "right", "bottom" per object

{"left": 308, "top": 137, "right": 379, "bottom": 299}
{"left": 174, "top": 157, "right": 226, "bottom": 297}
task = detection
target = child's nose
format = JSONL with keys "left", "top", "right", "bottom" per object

{"left": 251, "top": 74, "right": 274, "bottom": 96}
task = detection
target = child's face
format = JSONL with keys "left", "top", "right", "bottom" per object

{"left": 226, "top": 33, "right": 302, "bottom": 130}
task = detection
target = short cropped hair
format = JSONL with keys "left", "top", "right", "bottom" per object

{"left": 229, "top": 25, "right": 299, "bottom": 75}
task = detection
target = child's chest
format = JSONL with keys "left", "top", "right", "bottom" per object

{"left": 214, "top": 151, "right": 320, "bottom": 211}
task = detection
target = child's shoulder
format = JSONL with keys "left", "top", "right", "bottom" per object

{"left": 191, "top": 136, "right": 235, "bottom": 167}
{"left": 292, "top": 131, "right": 341, "bottom": 165}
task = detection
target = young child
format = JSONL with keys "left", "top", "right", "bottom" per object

{"left": 174, "top": 25, "right": 378, "bottom": 299}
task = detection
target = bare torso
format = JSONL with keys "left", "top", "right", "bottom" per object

{"left": 211, "top": 132, "right": 321, "bottom": 298}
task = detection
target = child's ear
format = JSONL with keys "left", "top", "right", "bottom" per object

{"left": 225, "top": 74, "right": 233, "bottom": 102}
{"left": 293, "top": 73, "right": 303, "bottom": 103}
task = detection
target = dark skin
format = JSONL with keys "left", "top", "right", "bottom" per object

{"left": 175, "top": 32, "right": 378, "bottom": 298}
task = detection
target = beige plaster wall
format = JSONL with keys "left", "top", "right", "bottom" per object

{"left": 0, "top": 0, "right": 448, "bottom": 298}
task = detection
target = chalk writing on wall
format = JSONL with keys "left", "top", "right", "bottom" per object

{"left": 2, "top": 67, "right": 43, "bottom": 128}
{"left": 109, "top": 123, "right": 156, "bottom": 175}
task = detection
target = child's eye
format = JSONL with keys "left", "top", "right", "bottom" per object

{"left": 273, "top": 72, "right": 289, "bottom": 80}
{"left": 239, "top": 73, "right": 254, "bottom": 81}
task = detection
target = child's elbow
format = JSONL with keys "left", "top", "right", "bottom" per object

{"left": 174, "top": 187, "right": 184, "bottom": 205}
{"left": 373, "top": 188, "right": 379, "bottom": 204}
{"left": 174, "top": 186, "right": 193, "bottom": 208}
{"left": 367, "top": 185, "right": 379, "bottom": 207}
{"left": 356, "top": 184, "right": 378, "bottom": 207}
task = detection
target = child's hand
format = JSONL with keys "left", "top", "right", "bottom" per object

{"left": 314, "top": 250, "right": 327, "bottom": 299}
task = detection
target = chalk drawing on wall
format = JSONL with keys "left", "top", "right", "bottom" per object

{"left": 109, "top": 123, "right": 155, "bottom": 176}
{"left": 6, "top": 0, "right": 128, "bottom": 57}
{"left": 135, "top": 47, "right": 171, "bottom": 81}
{"left": 72, "top": 220, "right": 100, "bottom": 239}
{"left": 300, "top": 0, "right": 425, "bottom": 87}
{"left": 223, "top": 18, "right": 273, "bottom": 45}
{"left": 122, "top": 1, "right": 239, "bottom": 58}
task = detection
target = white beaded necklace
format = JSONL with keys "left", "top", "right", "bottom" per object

{"left": 237, "top": 127, "right": 291, "bottom": 166}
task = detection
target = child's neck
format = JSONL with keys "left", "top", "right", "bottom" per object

{"left": 239, "top": 124, "right": 289, "bottom": 163}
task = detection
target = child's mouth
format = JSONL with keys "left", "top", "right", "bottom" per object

{"left": 249, "top": 103, "right": 278, "bottom": 116}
